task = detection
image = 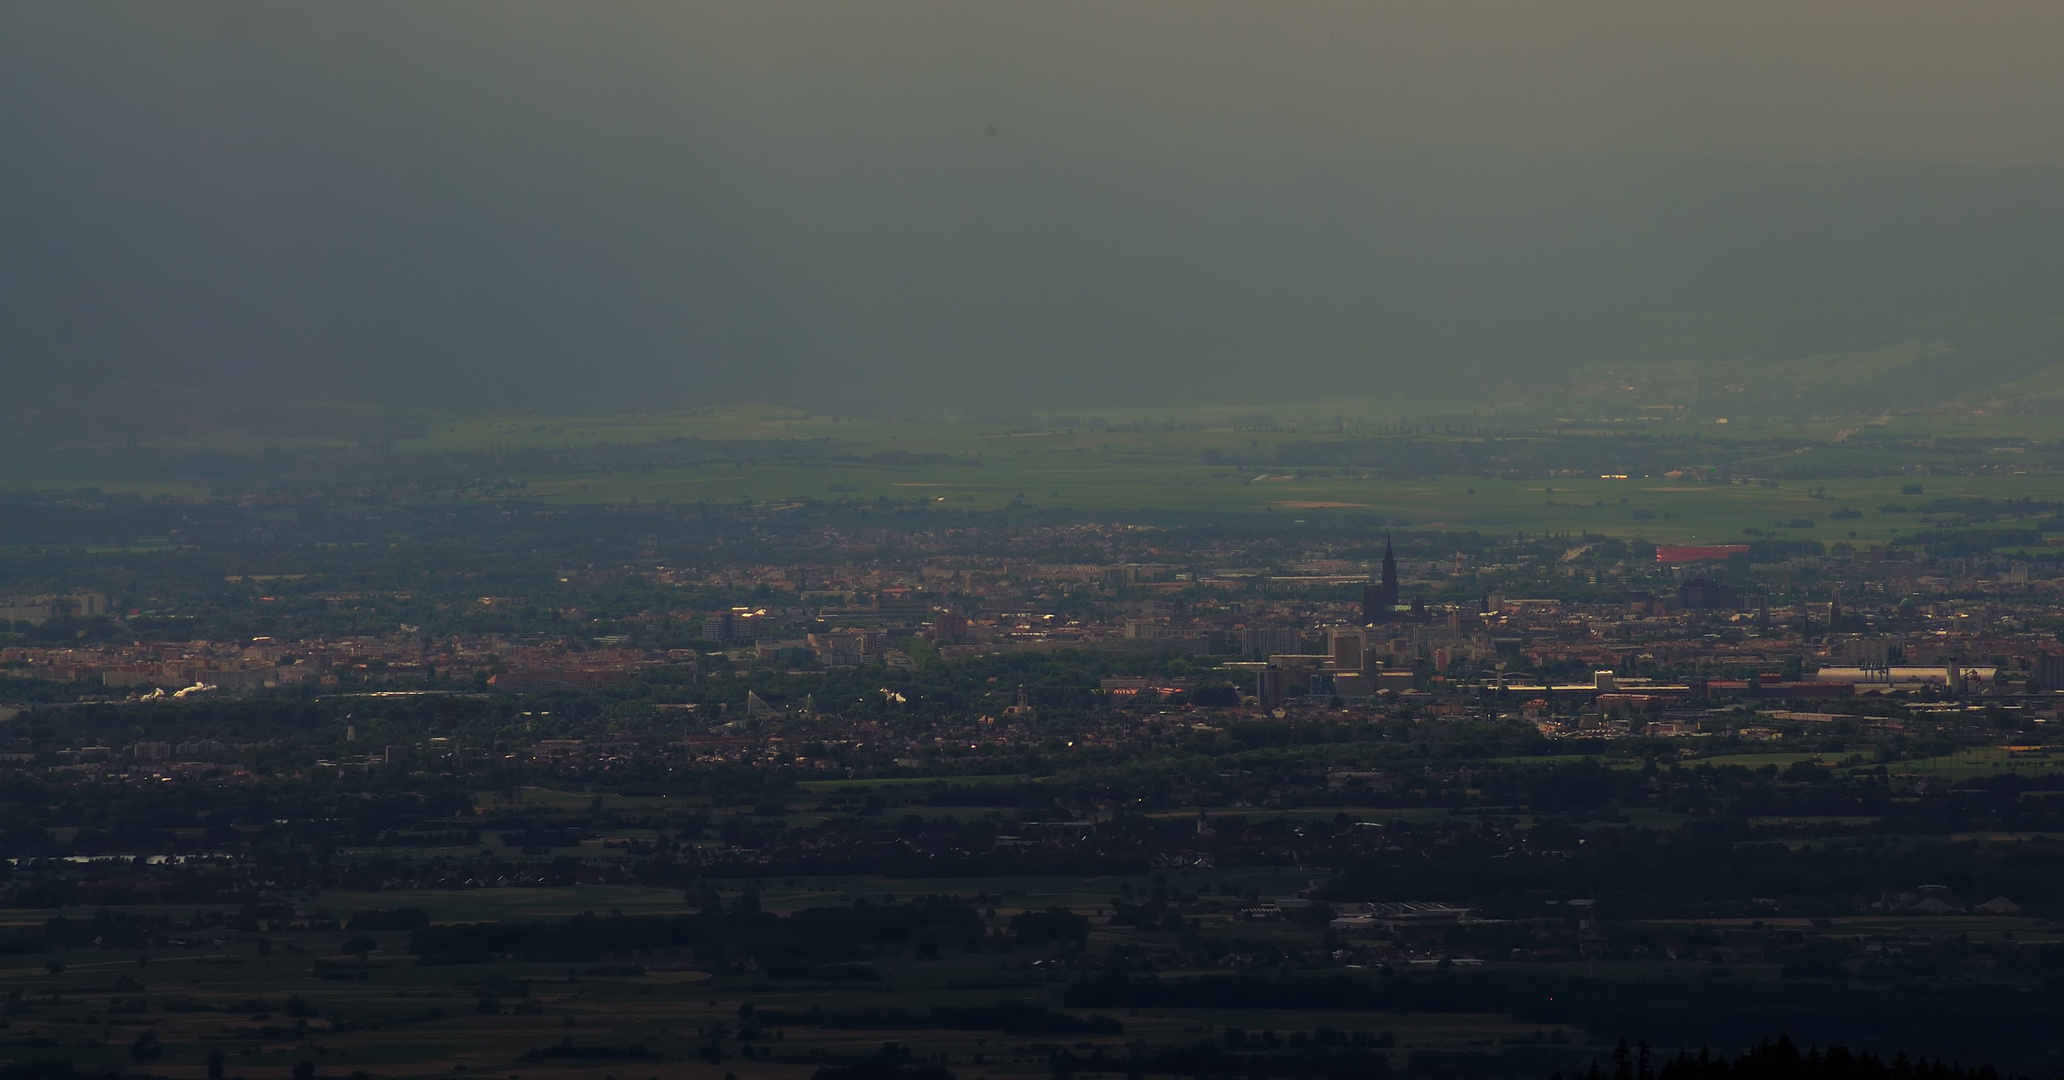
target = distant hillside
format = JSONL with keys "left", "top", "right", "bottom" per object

{"left": 0, "top": 383, "right": 430, "bottom": 448}
{"left": 1961, "top": 359, "right": 2064, "bottom": 410}
{"left": 1556, "top": 331, "right": 2064, "bottom": 418}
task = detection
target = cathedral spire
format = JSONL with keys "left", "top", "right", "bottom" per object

{"left": 1363, "top": 533, "right": 1401, "bottom": 624}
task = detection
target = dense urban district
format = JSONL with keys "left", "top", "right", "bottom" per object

{"left": 5, "top": 424, "right": 2064, "bottom": 1080}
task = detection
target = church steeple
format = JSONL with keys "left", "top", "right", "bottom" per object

{"left": 1363, "top": 533, "right": 1401, "bottom": 624}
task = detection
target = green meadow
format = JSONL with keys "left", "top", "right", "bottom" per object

{"left": 2, "top": 401, "right": 2060, "bottom": 546}
{"left": 411, "top": 405, "right": 2063, "bottom": 545}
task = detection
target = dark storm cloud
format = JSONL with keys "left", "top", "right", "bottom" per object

{"left": 3, "top": 2, "right": 2063, "bottom": 413}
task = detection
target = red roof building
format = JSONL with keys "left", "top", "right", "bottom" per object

{"left": 1654, "top": 545, "right": 1750, "bottom": 564}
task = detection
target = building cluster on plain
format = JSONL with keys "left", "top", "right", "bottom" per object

{"left": 6, "top": 527, "right": 2064, "bottom": 752}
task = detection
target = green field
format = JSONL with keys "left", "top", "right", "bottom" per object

{"left": 5, "top": 865, "right": 2050, "bottom": 1080}
{"left": 795, "top": 776, "right": 1034, "bottom": 793}
{"left": 0, "top": 928, "right": 1566, "bottom": 1080}
{"left": 3, "top": 400, "right": 2060, "bottom": 545}
{"left": 1886, "top": 745, "right": 2064, "bottom": 781}
{"left": 408, "top": 407, "right": 2061, "bottom": 545}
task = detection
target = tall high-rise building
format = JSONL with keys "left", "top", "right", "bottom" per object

{"left": 1679, "top": 578, "right": 1735, "bottom": 610}
{"left": 1326, "top": 625, "right": 1366, "bottom": 671}
{"left": 1362, "top": 535, "right": 1400, "bottom": 624}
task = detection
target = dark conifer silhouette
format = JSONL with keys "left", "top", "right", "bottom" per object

{"left": 1553, "top": 1037, "right": 2022, "bottom": 1080}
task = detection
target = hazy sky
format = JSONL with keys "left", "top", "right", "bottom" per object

{"left": 5, "top": 2, "right": 2063, "bottom": 414}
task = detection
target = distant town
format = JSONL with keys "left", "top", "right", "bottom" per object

{"left": 7, "top": 520, "right": 2061, "bottom": 781}
{"left": 4, "top": 492, "right": 2064, "bottom": 1080}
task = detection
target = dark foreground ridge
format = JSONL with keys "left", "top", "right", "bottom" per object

{"left": 1562, "top": 1038, "right": 2025, "bottom": 1080}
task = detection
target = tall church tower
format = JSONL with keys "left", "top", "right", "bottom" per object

{"left": 1362, "top": 535, "right": 1400, "bottom": 624}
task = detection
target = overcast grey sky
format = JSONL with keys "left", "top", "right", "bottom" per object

{"left": 5, "top": 2, "right": 2063, "bottom": 413}
{"left": 665, "top": 2, "right": 2064, "bottom": 170}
